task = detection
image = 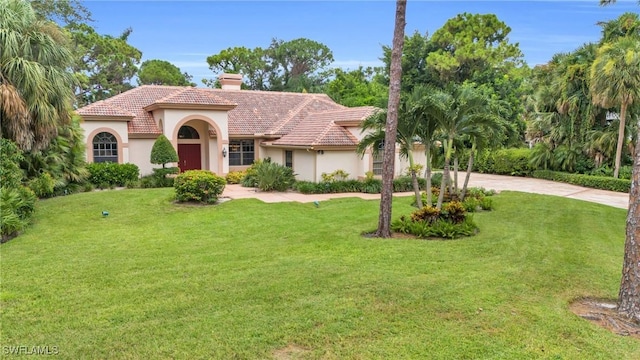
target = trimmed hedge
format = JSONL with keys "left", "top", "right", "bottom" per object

{"left": 87, "top": 162, "right": 140, "bottom": 187}
{"left": 174, "top": 170, "right": 226, "bottom": 204}
{"left": 532, "top": 170, "right": 630, "bottom": 193}
{"left": 293, "top": 176, "right": 427, "bottom": 195}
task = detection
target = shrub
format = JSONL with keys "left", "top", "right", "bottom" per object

{"left": 480, "top": 197, "right": 494, "bottom": 211}
{"left": 462, "top": 197, "right": 480, "bottom": 212}
{"left": 393, "top": 176, "right": 426, "bottom": 192}
{"left": 1, "top": 186, "right": 37, "bottom": 242}
{"left": 431, "top": 173, "right": 443, "bottom": 188}
{"left": 442, "top": 201, "right": 467, "bottom": 224}
{"left": 532, "top": 170, "right": 630, "bottom": 193}
{"left": 226, "top": 171, "right": 246, "bottom": 184}
{"left": 0, "top": 139, "right": 24, "bottom": 188}
{"left": 411, "top": 206, "right": 440, "bottom": 224}
{"left": 476, "top": 148, "right": 532, "bottom": 176}
{"left": 150, "top": 134, "right": 179, "bottom": 166}
{"left": 391, "top": 214, "right": 478, "bottom": 239}
{"left": 174, "top": 170, "right": 226, "bottom": 204}
{"left": 252, "top": 160, "right": 296, "bottom": 192}
{"left": 28, "top": 172, "right": 55, "bottom": 198}
{"left": 87, "top": 162, "right": 140, "bottom": 187}
{"left": 321, "top": 169, "right": 350, "bottom": 182}
{"left": 361, "top": 177, "right": 382, "bottom": 193}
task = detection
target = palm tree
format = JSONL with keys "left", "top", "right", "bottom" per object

{"left": 409, "top": 86, "right": 443, "bottom": 207}
{"left": 590, "top": 37, "right": 640, "bottom": 178}
{"left": 433, "top": 84, "right": 500, "bottom": 209}
{"left": 375, "top": 0, "right": 406, "bottom": 238}
{"left": 358, "top": 91, "right": 425, "bottom": 208}
{"left": 0, "top": 0, "right": 75, "bottom": 151}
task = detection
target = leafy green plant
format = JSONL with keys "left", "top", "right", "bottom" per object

{"left": 462, "top": 197, "right": 480, "bottom": 212}
{"left": 321, "top": 169, "right": 350, "bottom": 182}
{"left": 150, "top": 135, "right": 179, "bottom": 168}
{"left": 27, "top": 172, "right": 55, "bottom": 198}
{"left": 393, "top": 176, "right": 426, "bottom": 192}
{"left": 1, "top": 186, "right": 36, "bottom": 242}
{"left": 174, "top": 170, "right": 226, "bottom": 204}
{"left": 0, "top": 139, "right": 24, "bottom": 189}
{"left": 253, "top": 160, "right": 296, "bottom": 192}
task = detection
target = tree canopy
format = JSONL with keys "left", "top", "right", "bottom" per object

{"left": 138, "top": 60, "right": 194, "bottom": 86}
{"left": 205, "top": 38, "right": 334, "bottom": 92}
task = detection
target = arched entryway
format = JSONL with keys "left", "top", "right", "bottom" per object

{"left": 177, "top": 125, "right": 202, "bottom": 171}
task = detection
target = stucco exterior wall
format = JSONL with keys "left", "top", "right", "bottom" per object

{"left": 293, "top": 150, "right": 316, "bottom": 182}
{"left": 82, "top": 120, "right": 130, "bottom": 164}
{"left": 261, "top": 147, "right": 284, "bottom": 163}
{"left": 316, "top": 151, "right": 361, "bottom": 181}
{"left": 128, "top": 139, "right": 156, "bottom": 176}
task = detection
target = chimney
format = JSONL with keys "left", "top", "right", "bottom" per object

{"left": 219, "top": 73, "right": 243, "bottom": 90}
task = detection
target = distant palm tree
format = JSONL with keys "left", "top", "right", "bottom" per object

{"left": 590, "top": 37, "right": 640, "bottom": 178}
{"left": 0, "top": 0, "right": 75, "bottom": 151}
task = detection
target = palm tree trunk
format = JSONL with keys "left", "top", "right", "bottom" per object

{"left": 618, "top": 114, "right": 640, "bottom": 322}
{"left": 375, "top": 0, "right": 406, "bottom": 238}
{"left": 408, "top": 150, "right": 423, "bottom": 208}
{"left": 614, "top": 102, "right": 628, "bottom": 179}
{"left": 460, "top": 142, "right": 476, "bottom": 201}
{"left": 425, "top": 144, "right": 433, "bottom": 206}
{"left": 452, "top": 155, "right": 458, "bottom": 195}
{"left": 437, "top": 139, "right": 453, "bottom": 210}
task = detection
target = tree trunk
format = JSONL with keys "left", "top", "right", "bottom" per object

{"left": 460, "top": 142, "right": 476, "bottom": 202}
{"left": 408, "top": 151, "right": 423, "bottom": 208}
{"left": 437, "top": 139, "right": 452, "bottom": 210}
{"left": 452, "top": 155, "right": 459, "bottom": 196}
{"left": 425, "top": 144, "right": 433, "bottom": 206}
{"left": 375, "top": 0, "right": 406, "bottom": 238}
{"left": 618, "top": 114, "right": 640, "bottom": 322}
{"left": 614, "top": 102, "right": 627, "bottom": 179}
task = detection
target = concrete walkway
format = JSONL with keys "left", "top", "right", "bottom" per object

{"left": 221, "top": 173, "right": 630, "bottom": 209}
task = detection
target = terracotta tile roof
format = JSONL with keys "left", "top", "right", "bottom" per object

{"left": 204, "top": 89, "right": 345, "bottom": 135}
{"left": 154, "top": 87, "right": 236, "bottom": 107}
{"left": 272, "top": 107, "right": 379, "bottom": 147}
{"left": 76, "top": 86, "right": 377, "bottom": 143}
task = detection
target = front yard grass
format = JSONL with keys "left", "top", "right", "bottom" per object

{"left": 1, "top": 189, "right": 638, "bottom": 359}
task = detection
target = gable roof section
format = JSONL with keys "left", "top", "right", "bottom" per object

{"left": 272, "top": 106, "right": 379, "bottom": 147}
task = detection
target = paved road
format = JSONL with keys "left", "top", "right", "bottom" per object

{"left": 222, "top": 173, "right": 630, "bottom": 209}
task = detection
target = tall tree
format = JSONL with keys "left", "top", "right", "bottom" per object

{"left": 426, "top": 13, "right": 524, "bottom": 84}
{"left": 68, "top": 23, "right": 142, "bottom": 106}
{"left": 205, "top": 46, "right": 269, "bottom": 90}
{"left": 590, "top": 37, "right": 640, "bottom": 178}
{"left": 324, "top": 67, "right": 388, "bottom": 107}
{"left": 30, "top": 0, "right": 91, "bottom": 26}
{"left": 204, "top": 38, "right": 334, "bottom": 92}
{"left": 375, "top": 0, "right": 407, "bottom": 238}
{"left": 138, "top": 60, "right": 194, "bottom": 86}
{"left": 0, "top": 0, "right": 76, "bottom": 151}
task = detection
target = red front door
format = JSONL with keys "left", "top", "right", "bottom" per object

{"left": 178, "top": 144, "right": 201, "bottom": 171}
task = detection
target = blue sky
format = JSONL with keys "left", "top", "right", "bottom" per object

{"left": 83, "top": 0, "right": 639, "bottom": 86}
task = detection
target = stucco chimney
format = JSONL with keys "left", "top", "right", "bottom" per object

{"left": 219, "top": 73, "right": 243, "bottom": 90}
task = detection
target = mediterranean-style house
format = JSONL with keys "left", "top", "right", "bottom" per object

{"left": 76, "top": 74, "right": 425, "bottom": 182}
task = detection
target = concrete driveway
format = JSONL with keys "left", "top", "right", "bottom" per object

{"left": 221, "top": 173, "right": 630, "bottom": 209}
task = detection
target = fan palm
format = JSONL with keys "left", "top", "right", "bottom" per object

{"left": 590, "top": 37, "right": 640, "bottom": 178}
{"left": 0, "top": 0, "right": 75, "bottom": 151}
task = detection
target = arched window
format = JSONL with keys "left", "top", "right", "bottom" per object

{"left": 178, "top": 125, "right": 200, "bottom": 139}
{"left": 93, "top": 132, "right": 118, "bottom": 163}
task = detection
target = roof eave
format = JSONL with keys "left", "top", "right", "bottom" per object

{"left": 144, "top": 103, "right": 237, "bottom": 112}
{"left": 78, "top": 115, "right": 134, "bottom": 121}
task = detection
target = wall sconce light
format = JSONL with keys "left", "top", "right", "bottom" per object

{"left": 222, "top": 147, "right": 227, "bottom": 158}
{"left": 317, "top": 150, "right": 324, "bottom": 155}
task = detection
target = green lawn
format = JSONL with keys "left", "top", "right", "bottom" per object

{"left": 1, "top": 189, "right": 638, "bottom": 359}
